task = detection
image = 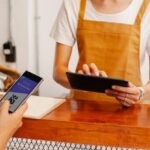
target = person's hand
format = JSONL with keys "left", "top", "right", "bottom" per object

{"left": 78, "top": 63, "right": 108, "bottom": 77}
{"left": 105, "top": 82, "right": 142, "bottom": 107}
{"left": 0, "top": 100, "right": 27, "bottom": 139}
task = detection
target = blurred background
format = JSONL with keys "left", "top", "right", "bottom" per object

{"left": 0, "top": 0, "right": 78, "bottom": 97}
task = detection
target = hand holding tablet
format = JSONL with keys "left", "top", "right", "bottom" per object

{"left": 66, "top": 72, "right": 129, "bottom": 93}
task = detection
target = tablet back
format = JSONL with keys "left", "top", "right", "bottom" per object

{"left": 66, "top": 72, "right": 128, "bottom": 93}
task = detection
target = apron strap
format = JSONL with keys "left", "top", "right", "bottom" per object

{"left": 78, "top": 0, "right": 86, "bottom": 20}
{"left": 134, "top": 0, "right": 150, "bottom": 26}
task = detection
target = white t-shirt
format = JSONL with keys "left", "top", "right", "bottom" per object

{"left": 50, "top": 0, "right": 150, "bottom": 85}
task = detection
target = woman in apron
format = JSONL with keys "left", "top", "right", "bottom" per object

{"left": 51, "top": 0, "right": 150, "bottom": 107}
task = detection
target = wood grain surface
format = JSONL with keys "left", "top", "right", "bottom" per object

{"left": 14, "top": 98, "right": 150, "bottom": 149}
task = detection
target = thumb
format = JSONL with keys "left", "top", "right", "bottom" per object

{"left": 13, "top": 103, "right": 28, "bottom": 118}
{"left": 128, "top": 82, "right": 136, "bottom": 88}
{"left": 0, "top": 100, "right": 10, "bottom": 114}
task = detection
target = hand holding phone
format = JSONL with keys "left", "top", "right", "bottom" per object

{"left": 0, "top": 71, "right": 43, "bottom": 113}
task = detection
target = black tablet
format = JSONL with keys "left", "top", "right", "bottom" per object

{"left": 66, "top": 72, "right": 129, "bottom": 93}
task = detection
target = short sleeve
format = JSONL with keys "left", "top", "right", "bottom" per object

{"left": 50, "top": 0, "right": 76, "bottom": 47}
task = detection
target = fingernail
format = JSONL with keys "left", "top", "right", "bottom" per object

{"left": 112, "top": 86, "right": 116, "bottom": 89}
{"left": 105, "top": 90, "right": 109, "bottom": 93}
{"left": 96, "top": 72, "right": 99, "bottom": 76}
{"left": 83, "top": 64, "right": 87, "bottom": 68}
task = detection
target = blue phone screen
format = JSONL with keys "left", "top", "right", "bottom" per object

{"left": 2, "top": 76, "right": 39, "bottom": 112}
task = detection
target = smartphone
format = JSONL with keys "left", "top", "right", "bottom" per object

{"left": 0, "top": 71, "right": 43, "bottom": 113}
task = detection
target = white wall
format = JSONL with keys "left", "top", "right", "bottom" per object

{"left": 37, "top": 0, "right": 78, "bottom": 97}
{"left": 0, "top": 0, "right": 9, "bottom": 65}
{"left": 0, "top": 0, "right": 78, "bottom": 97}
{"left": 12, "top": 0, "right": 37, "bottom": 73}
{"left": 0, "top": 0, "right": 37, "bottom": 72}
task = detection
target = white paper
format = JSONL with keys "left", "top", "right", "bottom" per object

{"left": 24, "top": 96, "right": 66, "bottom": 119}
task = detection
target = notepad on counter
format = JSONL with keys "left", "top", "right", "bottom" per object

{"left": 24, "top": 96, "right": 66, "bottom": 119}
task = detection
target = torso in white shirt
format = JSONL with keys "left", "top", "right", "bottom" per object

{"left": 51, "top": 0, "right": 150, "bottom": 85}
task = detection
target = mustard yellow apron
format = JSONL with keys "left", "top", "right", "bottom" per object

{"left": 69, "top": 0, "right": 150, "bottom": 101}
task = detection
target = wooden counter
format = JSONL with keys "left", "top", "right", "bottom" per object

{"left": 14, "top": 99, "right": 150, "bottom": 149}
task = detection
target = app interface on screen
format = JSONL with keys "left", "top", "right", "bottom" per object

{"left": 3, "top": 76, "right": 38, "bottom": 111}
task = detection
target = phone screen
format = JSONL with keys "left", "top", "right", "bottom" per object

{"left": 1, "top": 71, "right": 43, "bottom": 113}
